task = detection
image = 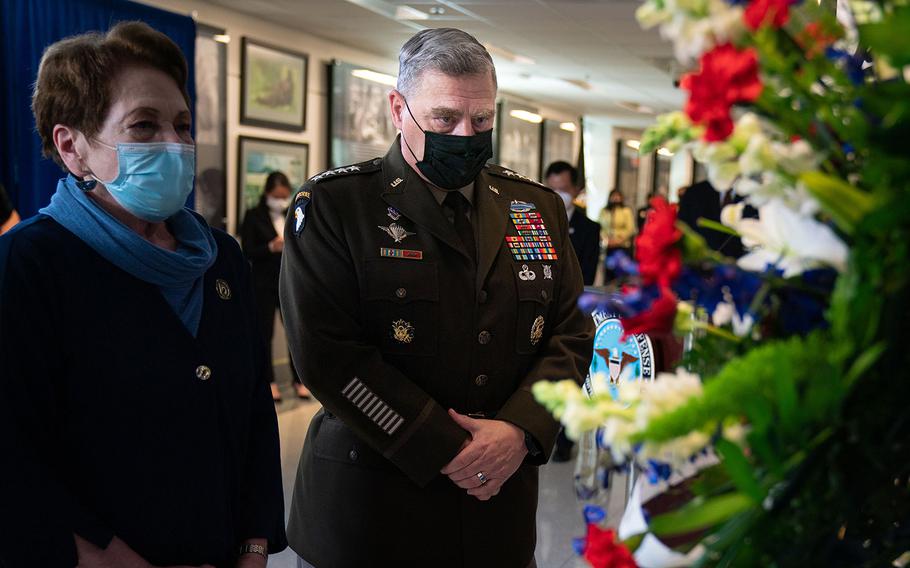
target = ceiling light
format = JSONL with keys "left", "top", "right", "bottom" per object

{"left": 510, "top": 110, "right": 543, "bottom": 124}
{"left": 351, "top": 69, "right": 398, "bottom": 87}
{"left": 626, "top": 140, "right": 641, "bottom": 150}
{"left": 213, "top": 34, "right": 231, "bottom": 44}
{"left": 562, "top": 78, "right": 592, "bottom": 91}
{"left": 657, "top": 147, "right": 674, "bottom": 157}
{"left": 484, "top": 43, "right": 536, "bottom": 65}
{"left": 617, "top": 101, "right": 656, "bottom": 115}
{"left": 395, "top": 5, "right": 429, "bottom": 20}
{"left": 559, "top": 122, "right": 577, "bottom": 132}
{"left": 429, "top": 6, "right": 445, "bottom": 15}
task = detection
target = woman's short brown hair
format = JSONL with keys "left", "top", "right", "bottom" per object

{"left": 31, "top": 21, "right": 189, "bottom": 169}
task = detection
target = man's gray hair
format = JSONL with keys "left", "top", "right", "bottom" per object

{"left": 397, "top": 28, "right": 497, "bottom": 96}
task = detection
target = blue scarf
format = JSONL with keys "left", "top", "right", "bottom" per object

{"left": 40, "top": 176, "right": 217, "bottom": 336}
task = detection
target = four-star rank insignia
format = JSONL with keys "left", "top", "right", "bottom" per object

{"left": 391, "top": 319, "right": 415, "bottom": 344}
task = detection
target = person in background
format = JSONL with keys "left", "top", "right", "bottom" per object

{"left": 0, "top": 183, "right": 20, "bottom": 235}
{"left": 241, "top": 171, "right": 311, "bottom": 402}
{"left": 677, "top": 180, "right": 749, "bottom": 258}
{"left": 599, "top": 189, "right": 636, "bottom": 282}
{"left": 0, "top": 21, "right": 286, "bottom": 568}
{"left": 544, "top": 161, "right": 599, "bottom": 463}
{"left": 545, "top": 161, "right": 601, "bottom": 286}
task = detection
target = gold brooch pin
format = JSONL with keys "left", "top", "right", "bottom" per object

{"left": 215, "top": 279, "right": 232, "bottom": 300}
{"left": 391, "top": 319, "right": 415, "bottom": 344}
{"left": 530, "top": 315, "right": 545, "bottom": 346}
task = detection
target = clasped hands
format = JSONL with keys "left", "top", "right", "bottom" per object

{"left": 440, "top": 409, "right": 528, "bottom": 502}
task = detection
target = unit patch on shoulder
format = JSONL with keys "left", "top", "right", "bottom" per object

{"left": 293, "top": 189, "right": 312, "bottom": 237}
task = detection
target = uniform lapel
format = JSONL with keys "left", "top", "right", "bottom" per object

{"left": 380, "top": 139, "right": 470, "bottom": 260}
{"left": 475, "top": 168, "right": 509, "bottom": 292}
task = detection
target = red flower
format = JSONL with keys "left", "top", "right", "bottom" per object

{"left": 622, "top": 286, "right": 678, "bottom": 337}
{"left": 582, "top": 525, "right": 638, "bottom": 568}
{"left": 796, "top": 22, "right": 839, "bottom": 59}
{"left": 744, "top": 0, "right": 792, "bottom": 30}
{"left": 635, "top": 196, "right": 682, "bottom": 288}
{"left": 681, "top": 44, "right": 763, "bottom": 141}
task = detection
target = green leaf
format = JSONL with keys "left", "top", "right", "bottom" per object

{"left": 649, "top": 492, "right": 755, "bottom": 536}
{"left": 800, "top": 171, "right": 876, "bottom": 234}
{"left": 696, "top": 217, "right": 741, "bottom": 237}
{"left": 843, "top": 341, "right": 886, "bottom": 386}
{"left": 715, "top": 439, "right": 765, "bottom": 502}
{"left": 859, "top": 7, "right": 910, "bottom": 67}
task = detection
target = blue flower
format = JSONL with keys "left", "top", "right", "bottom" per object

{"left": 826, "top": 48, "right": 866, "bottom": 85}
{"left": 606, "top": 249, "right": 640, "bottom": 279}
{"left": 644, "top": 459, "right": 673, "bottom": 484}
{"left": 584, "top": 504, "right": 607, "bottom": 524}
{"left": 572, "top": 536, "right": 587, "bottom": 556}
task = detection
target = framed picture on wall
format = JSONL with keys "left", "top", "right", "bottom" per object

{"left": 327, "top": 60, "right": 398, "bottom": 169}
{"left": 237, "top": 136, "right": 309, "bottom": 228}
{"left": 240, "top": 38, "right": 308, "bottom": 131}
{"left": 497, "top": 100, "right": 541, "bottom": 180}
{"left": 194, "top": 24, "right": 228, "bottom": 230}
{"left": 540, "top": 119, "right": 576, "bottom": 177}
{"left": 614, "top": 139, "right": 641, "bottom": 198}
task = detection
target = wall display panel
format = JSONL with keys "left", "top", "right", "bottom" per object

{"left": 237, "top": 136, "right": 309, "bottom": 228}
{"left": 328, "top": 61, "right": 398, "bottom": 169}
{"left": 497, "top": 101, "right": 541, "bottom": 180}
{"left": 614, "top": 140, "right": 641, "bottom": 198}
{"left": 653, "top": 151, "right": 672, "bottom": 196}
{"left": 541, "top": 119, "right": 576, "bottom": 177}
{"left": 194, "top": 25, "right": 228, "bottom": 230}
{"left": 241, "top": 38, "right": 308, "bottom": 131}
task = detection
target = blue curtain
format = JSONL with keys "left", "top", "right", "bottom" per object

{"left": 0, "top": 0, "right": 196, "bottom": 219}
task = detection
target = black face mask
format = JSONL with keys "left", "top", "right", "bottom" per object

{"left": 402, "top": 100, "right": 494, "bottom": 190}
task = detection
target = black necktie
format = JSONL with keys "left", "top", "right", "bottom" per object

{"left": 443, "top": 191, "right": 476, "bottom": 264}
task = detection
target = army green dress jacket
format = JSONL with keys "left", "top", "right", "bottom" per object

{"left": 280, "top": 139, "right": 594, "bottom": 568}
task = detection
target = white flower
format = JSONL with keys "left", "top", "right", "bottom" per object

{"left": 734, "top": 198, "right": 849, "bottom": 277}
{"left": 722, "top": 420, "right": 751, "bottom": 446}
{"left": 639, "top": 0, "right": 744, "bottom": 63}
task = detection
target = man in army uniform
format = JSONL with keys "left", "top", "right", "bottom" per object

{"left": 280, "top": 28, "right": 594, "bottom": 568}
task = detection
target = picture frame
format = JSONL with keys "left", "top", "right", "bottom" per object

{"left": 236, "top": 136, "right": 309, "bottom": 228}
{"left": 240, "top": 38, "right": 308, "bottom": 131}
{"left": 540, "top": 119, "right": 577, "bottom": 179}
{"left": 194, "top": 24, "right": 228, "bottom": 230}
{"left": 497, "top": 100, "right": 541, "bottom": 181}
{"left": 327, "top": 60, "right": 398, "bottom": 169}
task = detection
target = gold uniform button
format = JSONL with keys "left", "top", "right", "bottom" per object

{"left": 349, "top": 449, "right": 359, "bottom": 461}
{"left": 395, "top": 287, "right": 407, "bottom": 299}
{"left": 474, "top": 374, "right": 489, "bottom": 387}
{"left": 478, "top": 331, "right": 492, "bottom": 345}
{"left": 196, "top": 365, "right": 212, "bottom": 381}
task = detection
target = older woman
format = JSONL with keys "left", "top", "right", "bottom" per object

{"left": 0, "top": 22, "right": 287, "bottom": 568}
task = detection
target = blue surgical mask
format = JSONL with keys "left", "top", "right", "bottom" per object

{"left": 88, "top": 141, "right": 196, "bottom": 222}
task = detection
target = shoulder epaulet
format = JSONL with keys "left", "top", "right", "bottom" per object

{"left": 305, "top": 158, "right": 382, "bottom": 186}
{"left": 486, "top": 164, "right": 552, "bottom": 191}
